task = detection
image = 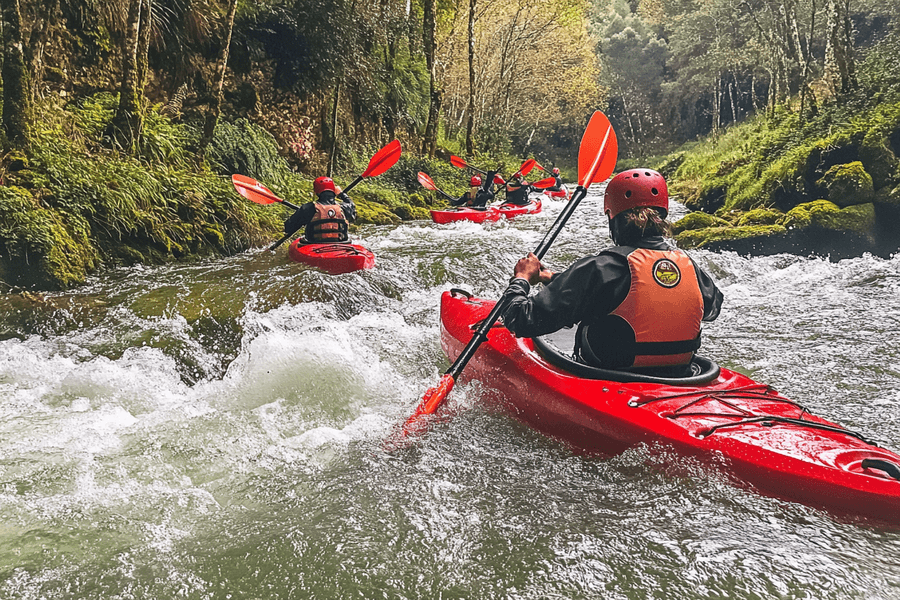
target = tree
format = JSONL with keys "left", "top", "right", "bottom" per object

{"left": 107, "top": 0, "right": 152, "bottom": 153}
{"left": 199, "top": 0, "right": 240, "bottom": 157}
{"left": 421, "top": 0, "right": 441, "bottom": 156}
{"left": 1, "top": 0, "right": 33, "bottom": 150}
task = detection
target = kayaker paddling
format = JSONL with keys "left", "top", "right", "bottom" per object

{"left": 501, "top": 174, "right": 533, "bottom": 206}
{"left": 450, "top": 174, "right": 495, "bottom": 209}
{"left": 502, "top": 168, "right": 723, "bottom": 376}
{"left": 283, "top": 176, "right": 358, "bottom": 243}
{"left": 546, "top": 167, "right": 564, "bottom": 192}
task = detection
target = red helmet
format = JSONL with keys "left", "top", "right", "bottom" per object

{"left": 604, "top": 169, "right": 668, "bottom": 220}
{"left": 552, "top": 167, "right": 560, "bottom": 175}
{"left": 313, "top": 176, "right": 336, "bottom": 195}
{"left": 470, "top": 175, "right": 482, "bottom": 186}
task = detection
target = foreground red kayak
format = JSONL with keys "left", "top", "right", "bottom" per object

{"left": 430, "top": 207, "right": 502, "bottom": 224}
{"left": 496, "top": 198, "right": 542, "bottom": 219}
{"left": 287, "top": 239, "right": 375, "bottom": 274}
{"left": 439, "top": 289, "right": 900, "bottom": 524}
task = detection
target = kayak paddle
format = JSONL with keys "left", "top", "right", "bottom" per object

{"left": 417, "top": 171, "right": 457, "bottom": 202}
{"left": 232, "top": 174, "right": 303, "bottom": 211}
{"left": 450, "top": 155, "right": 487, "bottom": 174}
{"left": 240, "top": 139, "right": 402, "bottom": 252}
{"left": 397, "top": 111, "right": 617, "bottom": 440}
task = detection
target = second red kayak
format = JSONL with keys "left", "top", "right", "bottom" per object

{"left": 496, "top": 198, "right": 542, "bottom": 219}
{"left": 439, "top": 289, "right": 900, "bottom": 525}
{"left": 430, "top": 207, "right": 502, "bottom": 224}
{"left": 542, "top": 185, "right": 569, "bottom": 200}
{"left": 287, "top": 239, "right": 375, "bottom": 274}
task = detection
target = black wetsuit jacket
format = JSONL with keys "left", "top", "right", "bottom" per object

{"left": 284, "top": 190, "right": 357, "bottom": 234}
{"left": 548, "top": 175, "right": 563, "bottom": 191}
{"left": 503, "top": 183, "right": 532, "bottom": 206}
{"left": 501, "top": 236, "right": 724, "bottom": 369}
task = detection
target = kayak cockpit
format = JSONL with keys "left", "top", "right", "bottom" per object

{"left": 532, "top": 327, "right": 721, "bottom": 385}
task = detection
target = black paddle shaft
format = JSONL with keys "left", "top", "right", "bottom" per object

{"left": 445, "top": 185, "right": 589, "bottom": 379}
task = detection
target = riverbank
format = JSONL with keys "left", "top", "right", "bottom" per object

{"left": 0, "top": 93, "right": 520, "bottom": 291}
{"left": 645, "top": 31, "right": 900, "bottom": 259}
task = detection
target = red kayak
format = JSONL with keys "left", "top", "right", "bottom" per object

{"left": 542, "top": 185, "right": 569, "bottom": 200}
{"left": 430, "top": 207, "right": 502, "bottom": 224}
{"left": 496, "top": 198, "right": 542, "bottom": 219}
{"left": 287, "top": 239, "right": 375, "bottom": 274}
{"left": 439, "top": 289, "right": 900, "bottom": 524}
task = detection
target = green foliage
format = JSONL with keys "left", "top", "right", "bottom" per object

{"left": 206, "top": 118, "right": 292, "bottom": 185}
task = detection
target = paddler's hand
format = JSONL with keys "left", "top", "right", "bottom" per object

{"left": 513, "top": 253, "right": 554, "bottom": 285}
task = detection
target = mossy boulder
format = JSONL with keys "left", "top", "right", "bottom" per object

{"left": 816, "top": 162, "right": 874, "bottom": 207}
{"left": 0, "top": 186, "right": 98, "bottom": 289}
{"left": 736, "top": 208, "right": 784, "bottom": 226}
{"left": 408, "top": 193, "right": 427, "bottom": 208}
{"left": 671, "top": 211, "right": 731, "bottom": 234}
{"left": 859, "top": 130, "right": 899, "bottom": 190}
{"left": 675, "top": 224, "right": 787, "bottom": 251}
{"left": 355, "top": 199, "right": 400, "bottom": 225}
{"left": 780, "top": 199, "right": 876, "bottom": 238}
{"left": 392, "top": 203, "right": 430, "bottom": 221}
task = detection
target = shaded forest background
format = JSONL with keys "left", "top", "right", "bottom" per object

{"left": 3, "top": 0, "right": 896, "bottom": 169}
{"left": 0, "top": 0, "right": 897, "bottom": 290}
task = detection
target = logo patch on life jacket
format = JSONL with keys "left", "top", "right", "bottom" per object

{"left": 652, "top": 259, "right": 681, "bottom": 287}
{"left": 327, "top": 208, "right": 336, "bottom": 218}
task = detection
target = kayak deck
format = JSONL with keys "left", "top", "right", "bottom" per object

{"left": 430, "top": 207, "right": 502, "bottom": 224}
{"left": 287, "top": 239, "right": 375, "bottom": 274}
{"left": 439, "top": 289, "right": 900, "bottom": 524}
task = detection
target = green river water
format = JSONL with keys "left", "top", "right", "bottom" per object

{"left": 1, "top": 187, "right": 900, "bottom": 599}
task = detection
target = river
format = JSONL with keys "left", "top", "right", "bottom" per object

{"left": 2, "top": 186, "right": 899, "bottom": 599}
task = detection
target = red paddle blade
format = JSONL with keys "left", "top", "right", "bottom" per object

{"left": 450, "top": 155, "right": 468, "bottom": 169}
{"left": 362, "top": 139, "right": 402, "bottom": 178}
{"left": 232, "top": 174, "right": 282, "bottom": 205}
{"left": 577, "top": 111, "right": 618, "bottom": 187}
{"left": 534, "top": 161, "right": 547, "bottom": 171}
{"left": 530, "top": 176, "right": 558, "bottom": 189}
{"left": 518, "top": 159, "right": 536, "bottom": 177}
{"left": 493, "top": 174, "right": 506, "bottom": 185}
{"left": 400, "top": 374, "right": 456, "bottom": 437}
{"left": 417, "top": 171, "right": 438, "bottom": 191}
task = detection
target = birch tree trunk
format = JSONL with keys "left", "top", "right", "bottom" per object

{"left": 199, "top": 0, "right": 239, "bottom": 157}
{"left": 107, "top": 0, "right": 145, "bottom": 153}
{"left": 1, "top": 0, "right": 33, "bottom": 150}
{"left": 465, "top": 0, "right": 476, "bottom": 156}
{"left": 421, "top": 0, "right": 440, "bottom": 156}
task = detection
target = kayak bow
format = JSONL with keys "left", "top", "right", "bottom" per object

{"left": 287, "top": 239, "right": 375, "bottom": 274}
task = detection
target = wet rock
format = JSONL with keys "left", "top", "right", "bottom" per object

{"left": 816, "top": 162, "right": 874, "bottom": 207}
{"left": 672, "top": 211, "right": 730, "bottom": 234}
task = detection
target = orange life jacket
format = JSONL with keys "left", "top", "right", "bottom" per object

{"left": 583, "top": 247, "right": 703, "bottom": 368}
{"left": 306, "top": 202, "right": 349, "bottom": 242}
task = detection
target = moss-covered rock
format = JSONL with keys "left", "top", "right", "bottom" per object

{"left": 736, "top": 208, "right": 785, "bottom": 226}
{"left": 355, "top": 199, "right": 400, "bottom": 225}
{"left": 671, "top": 211, "right": 731, "bottom": 234}
{"left": 816, "top": 162, "right": 874, "bottom": 207}
{"left": 780, "top": 199, "right": 876, "bottom": 238}
{"left": 675, "top": 224, "right": 787, "bottom": 250}
{"left": 392, "top": 203, "right": 430, "bottom": 221}
{"left": 859, "top": 129, "right": 900, "bottom": 190}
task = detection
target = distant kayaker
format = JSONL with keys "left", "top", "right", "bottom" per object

{"left": 283, "top": 176, "right": 358, "bottom": 243}
{"left": 547, "top": 167, "right": 564, "bottom": 192}
{"left": 501, "top": 169, "right": 723, "bottom": 376}
{"left": 451, "top": 174, "right": 494, "bottom": 209}
{"left": 502, "top": 175, "right": 532, "bottom": 206}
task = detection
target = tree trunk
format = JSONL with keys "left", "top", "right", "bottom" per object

{"left": 421, "top": 0, "right": 440, "bottom": 156}
{"left": 328, "top": 83, "right": 341, "bottom": 176}
{"left": 823, "top": 0, "right": 855, "bottom": 95}
{"left": 465, "top": 0, "right": 476, "bottom": 156}
{"left": 1, "top": 0, "right": 32, "bottom": 150}
{"left": 108, "top": 0, "right": 145, "bottom": 153}
{"left": 199, "top": 0, "right": 239, "bottom": 157}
